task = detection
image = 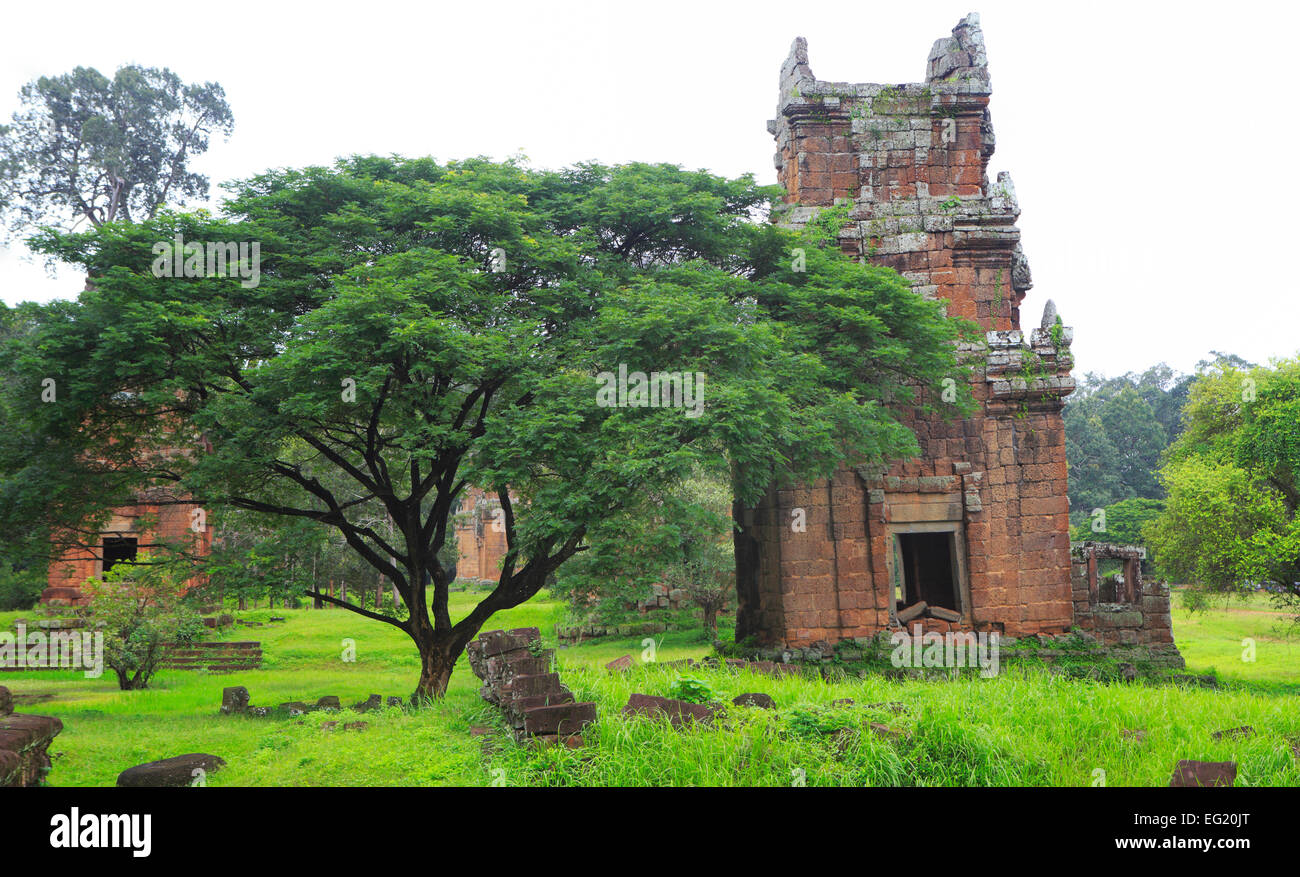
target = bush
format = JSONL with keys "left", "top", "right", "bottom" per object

{"left": 78, "top": 555, "right": 205, "bottom": 690}
{"left": 0, "top": 560, "right": 44, "bottom": 610}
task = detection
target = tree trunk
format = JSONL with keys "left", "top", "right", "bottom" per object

{"left": 411, "top": 622, "right": 457, "bottom": 702}
{"left": 703, "top": 606, "right": 718, "bottom": 642}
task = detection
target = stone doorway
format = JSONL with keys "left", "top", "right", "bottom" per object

{"left": 889, "top": 524, "right": 969, "bottom": 619}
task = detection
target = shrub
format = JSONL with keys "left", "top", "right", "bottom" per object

{"left": 668, "top": 675, "right": 714, "bottom": 704}
{"left": 0, "top": 561, "right": 44, "bottom": 610}
{"left": 77, "top": 554, "right": 205, "bottom": 690}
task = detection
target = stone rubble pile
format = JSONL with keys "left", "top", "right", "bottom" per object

{"left": 219, "top": 686, "right": 402, "bottom": 717}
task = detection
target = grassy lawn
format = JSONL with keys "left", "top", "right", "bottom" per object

{"left": 1, "top": 589, "right": 1297, "bottom": 787}
{"left": 1170, "top": 586, "right": 1300, "bottom": 689}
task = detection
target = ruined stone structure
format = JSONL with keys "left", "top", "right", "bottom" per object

{"left": 734, "top": 15, "right": 1084, "bottom": 648}
{"left": 0, "top": 685, "right": 62, "bottom": 787}
{"left": 43, "top": 482, "right": 502, "bottom": 606}
{"left": 452, "top": 487, "right": 509, "bottom": 584}
{"left": 43, "top": 488, "right": 210, "bottom": 606}
{"left": 1071, "top": 542, "right": 1180, "bottom": 664}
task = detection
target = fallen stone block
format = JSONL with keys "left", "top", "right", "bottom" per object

{"left": 927, "top": 605, "right": 962, "bottom": 623}
{"left": 623, "top": 693, "right": 719, "bottom": 728}
{"left": 0, "top": 686, "right": 11, "bottom": 716}
{"left": 732, "top": 692, "right": 775, "bottom": 709}
{"left": 116, "top": 753, "right": 226, "bottom": 788}
{"left": 279, "top": 701, "right": 312, "bottom": 716}
{"left": 896, "top": 601, "right": 928, "bottom": 624}
{"left": 869, "top": 722, "right": 907, "bottom": 742}
{"left": 1169, "top": 760, "right": 1236, "bottom": 787}
{"left": 605, "top": 655, "right": 634, "bottom": 672}
{"left": 220, "top": 686, "right": 250, "bottom": 715}
{"left": 528, "top": 734, "right": 584, "bottom": 749}
{"left": 1211, "top": 725, "right": 1254, "bottom": 741}
{"left": 351, "top": 694, "right": 383, "bottom": 712}
{"left": 343, "top": 721, "right": 369, "bottom": 731}
{"left": 831, "top": 698, "right": 855, "bottom": 708}
{"left": 504, "top": 691, "right": 575, "bottom": 727}
{"left": 316, "top": 696, "right": 341, "bottom": 711}
{"left": 0, "top": 712, "right": 63, "bottom": 787}
{"left": 387, "top": 696, "right": 404, "bottom": 708}
{"left": 321, "top": 721, "right": 339, "bottom": 731}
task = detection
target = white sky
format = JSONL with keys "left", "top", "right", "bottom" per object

{"left": 1, "top": 0, "right": 1296, "bottom": 379}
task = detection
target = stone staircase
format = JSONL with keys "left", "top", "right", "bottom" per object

{"left": 466, "top": 627, "right": 595, "bottom": 747}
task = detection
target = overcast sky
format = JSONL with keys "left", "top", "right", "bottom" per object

{"left": 1, "top": 0, "right": 1295, "bottom": 379}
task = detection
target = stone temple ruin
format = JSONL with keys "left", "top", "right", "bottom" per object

{"left": 733, "top": 14, "right": 1181, "bottom": 668}
{"left": 33, "top": 13, "right": 1180, "bottom": 674}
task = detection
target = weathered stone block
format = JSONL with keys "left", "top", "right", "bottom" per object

{"left": 605, "top": 655, "right": 634, "bottom": 672}
{"left": 522, "top": 701, "right": 597, "bottom": 736}
{"left": 220, "top": 686, "right": 250, "bottom": 715}
{"left": 1169, "top": 760, "right": 1236, "bottom": 788}
{"left": 116, "top": 753, "right": 226, "bottom": 788}
{"left": 623, "top": 693, "right": 719, "bottom": 728}
{"left": 0, "top": 713, "right": 62, "bottom": 787}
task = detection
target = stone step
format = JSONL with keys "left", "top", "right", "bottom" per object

{"left": 523, "top": 701, "right": 596, "bottom": 736}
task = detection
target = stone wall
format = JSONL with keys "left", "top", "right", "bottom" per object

{"left": 1071, "top": 542, "right": 1182, "bottom": 667}
{"left": 736, "top": 14, "right": 1076, "bottom": 649}
{"left": 0, "top": 686, "right": 63, "bottom": 787}
{"left": 160, "top": 641, "right": 263, "bottom": 671}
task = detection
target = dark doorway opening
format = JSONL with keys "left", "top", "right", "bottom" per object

{"left": 897, "top": 532, "right": 959, "bottom": 611}
{"left": 102, "top": 537, "right": 138, "bottom": 577}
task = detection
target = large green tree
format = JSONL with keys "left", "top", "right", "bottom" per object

{"left": 1064, "top": 363, "right": 1203, "bottom": 513}
{"left": 0, "top": 65, "right": 232, "bottom": 238}
{"left": 1146, "top": 358, "right": 1300, "bottom": 617}
{"left": 2, "top": 156, "right": 971, "bottom": 699}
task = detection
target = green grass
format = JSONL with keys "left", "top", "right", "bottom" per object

{"left": 1169, "top": 586, "right": 1300, "bottom": 689}
{"left": 2, "top": 590, "right": 1298, "bottom": 786}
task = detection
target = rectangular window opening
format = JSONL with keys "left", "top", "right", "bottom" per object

{"left": 895, "top": 531, "right": 959, "bottom": 612}
{"left": 102, "top": 537, "right": 138, "bottom": 577}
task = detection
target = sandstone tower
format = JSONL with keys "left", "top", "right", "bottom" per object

{"left": 734, "top": 14, "right": 1077, "bottom": 647}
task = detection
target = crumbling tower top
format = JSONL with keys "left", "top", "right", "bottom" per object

{"left": 767, "top": 13, "right": 1058, "bottom": 341}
